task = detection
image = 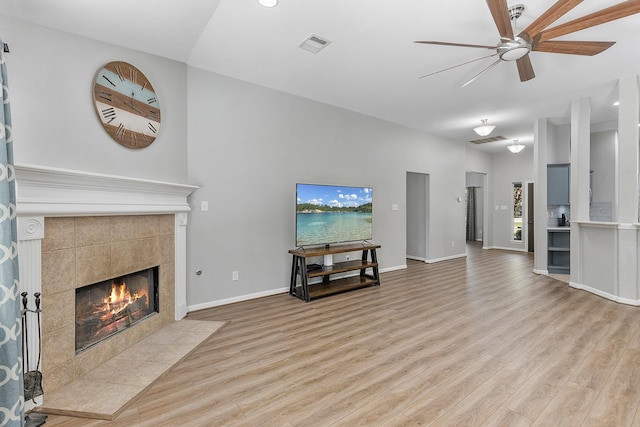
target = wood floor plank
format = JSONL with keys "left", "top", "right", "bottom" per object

{"left": 41, "top": 243, "right": 640, "bottom": 426}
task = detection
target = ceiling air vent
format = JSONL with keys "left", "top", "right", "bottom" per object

{"left": 469, "top": 135, "right": 507, "bottom": 144}
{"left": 298, "top": 34, "right": 332, "bottom": 54}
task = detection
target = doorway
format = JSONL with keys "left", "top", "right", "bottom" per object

{"left": 406, "top": 172, "right": 429, "bottom": 262}
{"left": 465, "top": 172, "right": 486, "bottom": 243}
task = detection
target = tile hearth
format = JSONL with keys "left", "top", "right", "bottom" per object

{"left": 33, "top": 319, "right": 226, "bottom": 421}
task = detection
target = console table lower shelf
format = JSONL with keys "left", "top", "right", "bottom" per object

{"left": 288, "top": 242, "right": 381, "bottom": 302}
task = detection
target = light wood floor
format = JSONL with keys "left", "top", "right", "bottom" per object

{"left": 43, "top": 243, "right": 640, "bottom": 426}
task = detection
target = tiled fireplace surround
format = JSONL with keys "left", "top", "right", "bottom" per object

{"left": 16, "top": 164, "right": 197, "bottom": 409}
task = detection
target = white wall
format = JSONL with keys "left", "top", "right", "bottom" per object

{"left": 0, "top": 17, "right": 189, "bottom": 183}
{"left": 186, "top": 67, "right": 467, "bottom": 307}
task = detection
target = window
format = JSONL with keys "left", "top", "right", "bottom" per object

{"left": 513, "top": 183, "right": 523, "bottom": 241}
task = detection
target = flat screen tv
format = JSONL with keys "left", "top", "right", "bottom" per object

{"left": 296, "top": 183, "right": 373, "bottom": 247}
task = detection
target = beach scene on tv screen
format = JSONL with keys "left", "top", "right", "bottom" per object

{"left": 296, "top": 184, "right": 372, "bottom": 246}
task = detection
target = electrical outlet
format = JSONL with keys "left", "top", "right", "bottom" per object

{"left": 201, "top": 201, "right": 209, "bottom": 211}
{"left": 232, "top": 271, "right": 239, "bottom": 281}
{"left": 451, "top": 241, "right": 455, "bottom": 247}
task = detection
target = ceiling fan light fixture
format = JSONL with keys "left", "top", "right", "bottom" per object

{"left": 258, "top": 0, "right": 278, "bottom": 7}
{"left": 508, "top": 139, "right": 525, "bottom": 154}
{"left": 473, "top": 119, "right": 496, "bottom": 137}
{"left": 500, "top": 46, "right": 530, "bottom": 61}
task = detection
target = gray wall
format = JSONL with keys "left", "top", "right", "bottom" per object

{"left": 186, "top": 68, "right": 467, "bottom": 306}
{"left": 490, "top": 148, "right": 534, "bottom": 250}
{"left": 406, "top": 172, "right": 428, "bottom": 260}
{"left": 1, "top": 17, "right": 189, "bottom": 183}
{"left": 465, "top": 147, "right": 494, "bottom": 248}
{"left": 590, "top": 130, "right": 616, "bottom": 221}
{"left": 2, "top": 15, "right": 517, "bottom": 309}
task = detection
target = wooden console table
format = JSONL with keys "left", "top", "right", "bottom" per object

{"left": 288, "top": 242, "right": 381, "bottom": 302}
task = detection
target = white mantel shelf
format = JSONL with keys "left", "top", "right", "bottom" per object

{"left": 15, "top": 163, "right": 198, "bottom": 216}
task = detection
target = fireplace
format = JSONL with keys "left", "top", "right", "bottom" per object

{"left": 15, "top": 164, "right": 197, "bottom": 402}
{"left": 75, "top": 267, "right": 159, "bottom": 352}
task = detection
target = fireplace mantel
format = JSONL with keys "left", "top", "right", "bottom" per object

{"left": 15, "top": 163, "right": 198, "bottom": 216}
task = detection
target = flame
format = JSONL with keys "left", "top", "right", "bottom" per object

{"left": 100, "top": 281, "right": 148, "bottom": 321}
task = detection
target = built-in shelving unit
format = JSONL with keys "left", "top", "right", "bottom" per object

{"left": 289, "top": 242, "right": 380, "bottom": 302}
{"left": 548, "top": 227, "right": 570, "bottom": 274}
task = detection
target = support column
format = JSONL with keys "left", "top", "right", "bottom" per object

{"left": 570, "top": 98, "right": 591, "bottom": 286}
{"left": 533, "top": 118, "right": 549, "bottom": 274}
{"left": 617, "top": 75, "right": 640, "bottom": 301}
{"left": 570, "top": 98, "right": 591, "bottom": 221}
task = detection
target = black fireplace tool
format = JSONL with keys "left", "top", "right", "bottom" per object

{"left": 21, "top": 292, "right": 47, "bottom": 426}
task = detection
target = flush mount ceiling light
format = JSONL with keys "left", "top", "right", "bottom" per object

{"left": 473, "top": 119, "right": 496, "bottom": 137}
{"left": 508, "top": 139, "right": 525, "bottom": 154}
{"left": 258, "top": 0, "right": 278, "bottom": 7}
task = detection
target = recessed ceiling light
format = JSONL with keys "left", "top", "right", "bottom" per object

{"left": 613, "top": 101, "right": 620, "bottom": 106}
{"left": 258, "top": 0, "right": 278, "bottom": 7}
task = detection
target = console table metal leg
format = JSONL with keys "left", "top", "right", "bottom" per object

{"left": 289, "top": 255, "right": 298, "bottom": 295}
{"left": 299, "top": 256, "right": 309, "bottom": 302}
{"left": 360, "top": 249, "right": 368, "bottom": 276}
{"left": 370, "top": 249, "right": 380, "bottom": 285}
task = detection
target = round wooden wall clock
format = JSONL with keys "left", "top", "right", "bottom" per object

{"left": 92, "top": 61, "right": 161, "bottom": 149}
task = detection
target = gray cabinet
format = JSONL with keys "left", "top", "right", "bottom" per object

{"left": 547, "top": 164, "right": 570, "bottom": 205}
{"left": 548, "top": 228, "right": 570, "bottom": 274}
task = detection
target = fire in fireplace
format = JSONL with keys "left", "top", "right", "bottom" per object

{"left": 75, "top": 267, "right": 159, "bottom": 352}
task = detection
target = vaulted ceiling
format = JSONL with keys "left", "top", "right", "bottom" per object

{"left": 2, "top": 0, "right": 639, "bottom": 152}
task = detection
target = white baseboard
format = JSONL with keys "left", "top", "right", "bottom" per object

{"left": 569, "top": 281, "right": 640, "bottom": 306}
{"left": 533, "top": 269, "right": 549, "bottom": 275}
{"left": 175, "top": 303, "right": 188, "bottom": 320}
{"left": 406, "top": 255, "right": 426, "bottom": 262}
{"left": 381, "top": 264, "right": 407, "bottom": 272}
{"left": 484, "top": 246, "right": 528, "bottom": 253}
{"left": 426, "top": 253, "right": 466, "bottom": 263}
{"left": 187, "top": 262, "right": 408, "bottom": 311}
{"left": 187, "top": 287, "right": 289, "bottom": 313}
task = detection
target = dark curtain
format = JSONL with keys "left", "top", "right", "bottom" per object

{"left": 466, "top": 187, "right": 477, "bottom": 241}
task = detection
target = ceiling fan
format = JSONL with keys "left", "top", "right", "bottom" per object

{"left": 415, "top": 0, "right": 640, "bottom": 86}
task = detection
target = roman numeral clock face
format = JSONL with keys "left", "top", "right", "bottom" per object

{"left": 92, "top": 61, "right": 161, "bottom": 149}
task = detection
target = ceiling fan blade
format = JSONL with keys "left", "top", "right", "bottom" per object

{"left": 419, "top": 53, "right": 499, "bottom": 79}
{"left": 414, "top": 41, "right": 496, "bottom": 49}
{"left": 519, "top": 0, "right": 583, "bottom": 40}
{"left": 538, "top": 0, "right": 640, "bottom": 43}
{"left": 461, "top": 58, "right": 502, "bottom": 87}
{"left": 533, "top": 40, "right": 616, "bottom": 56}
{"left": 486, "top": 0, "right": 514, "bottom": 40}
{"left": 516, "top": 55, "right": 535, "bottom": 82}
